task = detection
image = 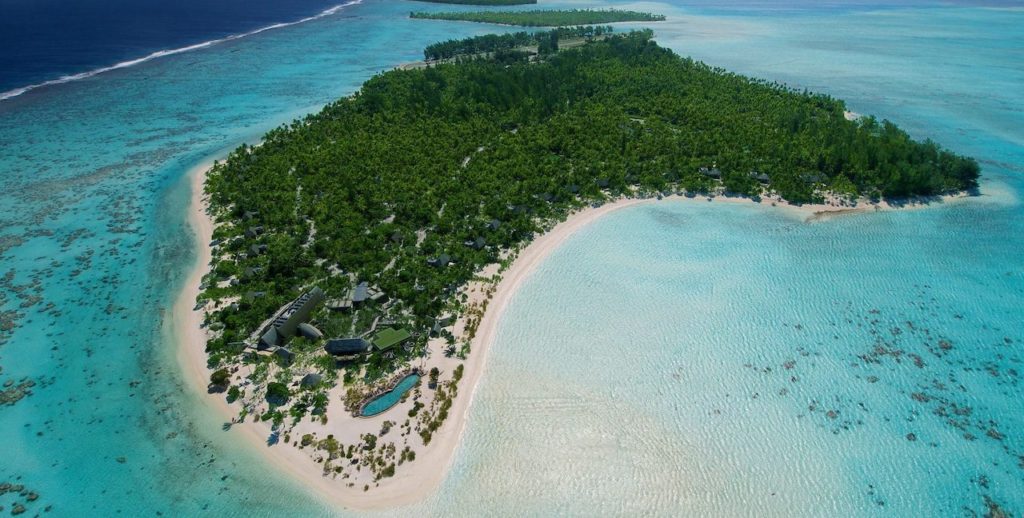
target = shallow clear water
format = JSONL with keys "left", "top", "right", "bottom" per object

{"left": 361, "top": 374, "right": 421, "bottom": 417}
{"left": 0, "top": 0, "right": 1021, "bottom": 516}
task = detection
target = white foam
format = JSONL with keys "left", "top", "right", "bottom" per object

{"left": 0, "top": 0, "right": 362, "bottom": 103}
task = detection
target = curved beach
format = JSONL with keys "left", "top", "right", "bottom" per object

{"left": 171, "top": 154, "right": 976, "bottom": 510}
{"left": 172, "top": 159, "right": 661, "bottom": 509}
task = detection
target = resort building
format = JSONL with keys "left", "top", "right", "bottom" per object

{"left": 427, "top": 254, "right": 451, "bottom": 268}
{"left": 300, "top": 373, "right": 323, "bottom": 388}
{"left": 245, "top": 226, "right": 265, "bottom": 239}
{"left": 257, "top": 287, "right": 325, "bottom": 349}
{"left": 325, "top": 337, "right": 371, "bottom": 356}
{"left": 352, "top": 281, "right": 369, "bottom": 306}
{"left": 297, "top": 322, "right": 323, "bottom": 340}
{"left": 464, "top": 236, "right": 486, "bottom": 250}
{"left": 372, "top": 327, "right": 413, "bottom": 353}
{"left": 274, "top": 347, "right": 295, "bottom": 365}
{"left": 326, "top": 298, "right": 353, "bottom": 312}
{"left": 326, "top": 281, "right": 386, "bottom": 312}
{"left": 700, "top": 166, "right": 722, "bottom": 179}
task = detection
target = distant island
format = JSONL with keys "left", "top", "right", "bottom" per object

{"left": 192, "top": 29, "right": 978, "bottom": 501}
{"left": 410, "top": 0, "right": 536, "bottom": 5}
{"left": 422, "top": 25, "right": 613, "bottom": 61}
{"left": 410, "top": 8, "right": 667, "bottom": 26}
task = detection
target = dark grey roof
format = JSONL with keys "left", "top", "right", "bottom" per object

{"left": 464, "top": 237, "right": 486, "bottom": 250}
{"left": 266, "top": 287, "right": 325, "bottom": 343}
{"left": 487, "top": 219, "right": 501, "bottom": 230}
{"left": 352, "top": 281, "right": 369, "bottom": 303}
{"left": 325, "top": 338, "right": 370, "bottom": 355}
{"left": 326, "top": 298, "right": 352, "bottom": 311}
{"left": 259, "top": 328, "right": 280, "bottom": 349}
{"left": 300, "top": 373, "right": 323, "bottom": 387}
{"left": 274, "top": 347, "right": 295, "bottom": 364}
{"left": 297, "top": 322, "right": 323, "bottom": 340}
{"left": 700, "top": 167, "right": 722, "bottom": 178}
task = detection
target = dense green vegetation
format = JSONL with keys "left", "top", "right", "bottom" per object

{"left": 423, "top": 25, "right": 612, "bottom": 61}
{"left": 410, "top": 8, "right": 666, "bottom": 26}
{"left": 411, "top": 0, "right": 535, "bottom": 5}
{"left": 202, "top": 31, "right": 978, "bottom": 375}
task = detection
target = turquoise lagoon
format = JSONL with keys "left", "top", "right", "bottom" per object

{"left": 0, "top": 0, "right": 1021, "bottom": 516}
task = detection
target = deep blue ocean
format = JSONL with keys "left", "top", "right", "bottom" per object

{"left": 0, "top": 0, "right": 349, "bottom": 94}
{"left": 0, "top": 0, "right": 1022, "bottom": 515}
{"left": 2, "top": 0, "right": 1020, "bottom": 96}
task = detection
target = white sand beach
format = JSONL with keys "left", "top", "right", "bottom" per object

{"left": 171, "top": 157, "right": 973, "bottom": 510}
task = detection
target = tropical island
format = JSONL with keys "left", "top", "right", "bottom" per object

{"left": 187, "top": 29, "right": 978, "bottom": 505}
{"left": 409, "top": 9, "right": 667, "bottom": 26}
{"left": 421, "top": 25, "right": 614, "bottom": 61}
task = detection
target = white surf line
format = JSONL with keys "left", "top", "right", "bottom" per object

{"left": 0, "top": 0, "right": 362, "bottom": 103}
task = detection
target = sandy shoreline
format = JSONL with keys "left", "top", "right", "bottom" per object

{"left": 171, "top": 157, "right": 971, "bottom": 510}
{"left": 173, "top": 160, "right": 483, "bottom": 510}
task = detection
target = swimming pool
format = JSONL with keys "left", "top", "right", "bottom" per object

{"left": 360, "top": 374, "right": 420, "bottom": 417}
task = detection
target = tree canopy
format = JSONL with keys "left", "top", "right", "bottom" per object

{"left": 422, "top": 25, "right": 612, "bottom": 61}
{"left": 202, "top": 30, "right": 978, "bottom": 369}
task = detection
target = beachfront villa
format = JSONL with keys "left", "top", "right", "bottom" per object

{"left": 700, "top": 166, "right": 722, "bottom": 179}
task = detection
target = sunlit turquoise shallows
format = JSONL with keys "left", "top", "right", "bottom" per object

{"left": 0, "top": 0, "right": 1021, "bottom": 516}
{"left": 361, "top": 374, "right": 421, "bottom": 417}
